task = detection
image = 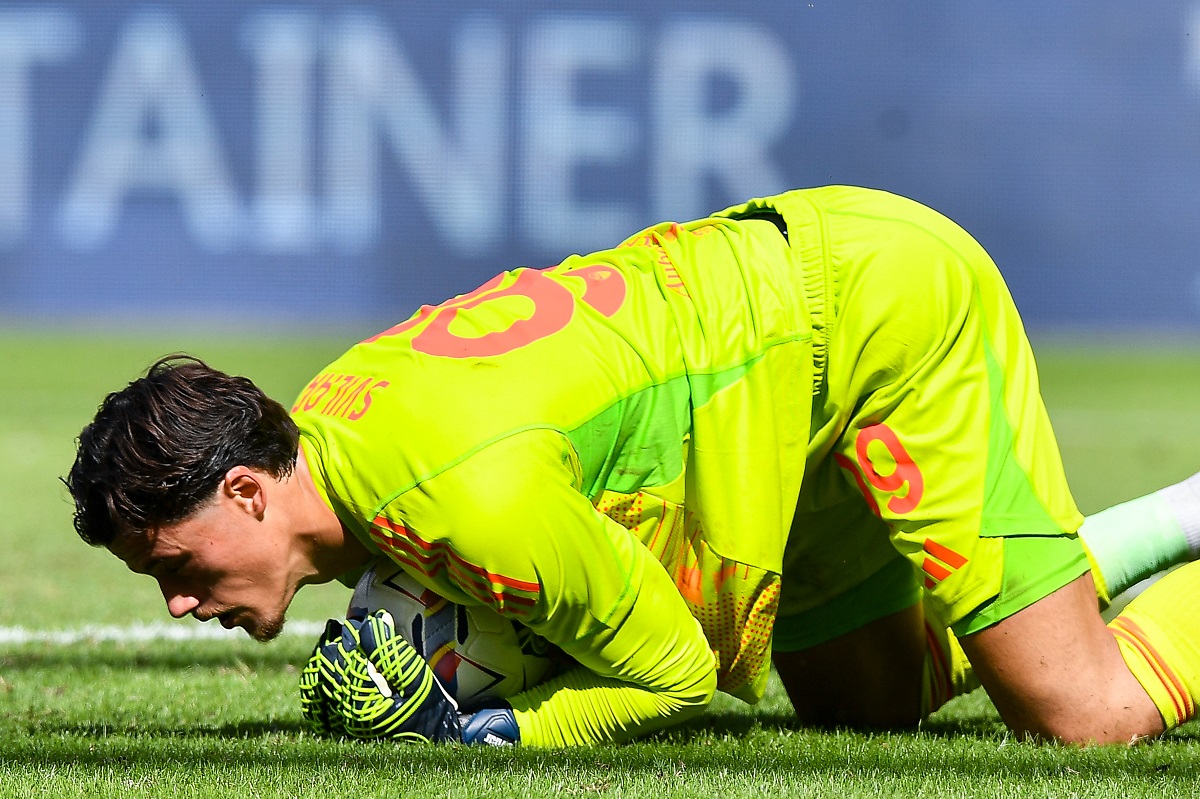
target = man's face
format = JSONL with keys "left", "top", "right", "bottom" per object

{"left": 109, "top": 478, "right": 296, "bottom": 642}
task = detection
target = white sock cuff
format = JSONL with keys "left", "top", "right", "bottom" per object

{"left": 1159, "top": 473, "right": 1200, "bottom": 558}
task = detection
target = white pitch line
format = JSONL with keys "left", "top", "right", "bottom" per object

{"left": 0, "top": 620, "right": 327, "bottom": 645}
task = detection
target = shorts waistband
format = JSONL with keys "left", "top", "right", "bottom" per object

{"left": 775, "top": 195, "right": 832, "bottom": 395}
{"left": 715, "top": 191, "right": 832, "bottom": 395}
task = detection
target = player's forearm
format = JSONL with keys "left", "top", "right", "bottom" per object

{"left": 509, "top": 586, "right": 720, "bottom": 746}
{"left": 508, "top": 568, "right": 720, "bottom": 746}
{"left": 508, "top": 662, "right": 716, "bottom": 746}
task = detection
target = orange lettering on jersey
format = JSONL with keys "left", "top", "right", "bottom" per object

{"left": 856, "top": 424, "right": 924, "bottom": 513}
{"left": 292, "top": 373, "right": 387, "bottom": 422}
{"left": 325, "top": 376, "right": 368, "bottom": 418}
{"left": 346, "top": 380, "right": 388, "bottom": 421}
{"left": 619, "top": 232, "right": 656, "bottom": 248}
{"left": 413, "top": 269, "right": 575, "bottom": 358}
{"left": 636, "top": 242, "right": 688, "bottom": 297}
{"left": 360, "top": 303, "right": 438, "bottom": 345}
{"left": 291, "top": 374, "right": 324, "bottom": 413}
{"left": 320, "top": 374, "right": 360, "bottom": 416}
{"left": 297, "top": 372, "right": 335, "bottom": 412}
{"left": 363, "top": 265, "right": 629, "bottom": 358}
{"left": 834, "top": 452, "right": 881, "bottom": 515}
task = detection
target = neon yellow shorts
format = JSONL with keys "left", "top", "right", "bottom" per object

{"left": 765, "top": 187, "right": 1088, "bottom": 650}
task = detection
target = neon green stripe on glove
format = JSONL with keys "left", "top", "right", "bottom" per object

{"left": 299, "top": 610, "right": 463, "bottom": 743}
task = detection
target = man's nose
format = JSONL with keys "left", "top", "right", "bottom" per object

{"left": 160, "top": 583, "right": 201, "bottom": 619}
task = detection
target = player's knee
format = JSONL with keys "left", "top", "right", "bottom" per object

{"left": 1002, "top": 707, "right": 1135, "bottom": 746}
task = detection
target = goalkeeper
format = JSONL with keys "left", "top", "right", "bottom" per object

{"left": 67, "top": 186, "right": 1200, "bottom": 746}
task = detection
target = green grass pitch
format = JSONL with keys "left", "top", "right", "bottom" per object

{"left": 3, "top": 328, "right": 1200, "bottom": 798}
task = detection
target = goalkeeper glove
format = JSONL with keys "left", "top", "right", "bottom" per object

{"left": 300, "top": 609, "right": 520, "bottom": 745}
{"left": 460, "top": 702, "right": 521, "bottom": 746}
{"left": 298, "top": 618, "right": 353, "bottom": 738}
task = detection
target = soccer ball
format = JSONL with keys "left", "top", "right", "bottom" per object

{"left": 347, "top": 558, "right": 563, "bottom": 710}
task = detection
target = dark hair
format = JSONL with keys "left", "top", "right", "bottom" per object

{"left": 65, "top": 354, "right": 300, "bottom": 546}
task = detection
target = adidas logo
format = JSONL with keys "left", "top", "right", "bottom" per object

{"left": 921, "top": 539, "right": 967, "bottom": 589}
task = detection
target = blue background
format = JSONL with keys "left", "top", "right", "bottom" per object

{"left": 4, "top": 2, "right": 1200, "bottom": 331}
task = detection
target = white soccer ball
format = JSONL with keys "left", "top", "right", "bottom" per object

{"left": 348, "top": 558, "right": 563, "bottom": 710}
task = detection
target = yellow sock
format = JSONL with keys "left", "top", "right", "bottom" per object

{"left": 1109, "top": 562, "right": 1200, "bottom": 730}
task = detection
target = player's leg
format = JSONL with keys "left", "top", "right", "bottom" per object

{"left": 959, "top": 570, "right": 1164, "bottom": 742}
{"left": 777, "top": 188, "right": 1200, "bottom": 739}
{"left": 773, "top": 592, "right": 978, "bottom": 728}
{"left": 960, "top": 506, "right": 1200, "bottom": 742}
{"left": 773, "top": 480, "right": 1200, "bottom": 733}
{"left": 795, "top": 188, "right": 1166, "bottom": 741}
{"left": 774, "top": 492, "right": 977, "bottom": 728}
{"left": 1108, "top": 559, "right": 1200, "bottom": 732}
{"left": 773, "top": 601, "right": 926, "bottom": 728}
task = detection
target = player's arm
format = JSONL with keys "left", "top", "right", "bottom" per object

{"left": 380, "top": 428, "right": 718, "bottom": 746}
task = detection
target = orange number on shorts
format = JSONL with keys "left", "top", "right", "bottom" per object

{"left": 362, "top": 265, "right": 627, "bottom": 357}
{"left": 835, "top": 423, "right": 925, "bottom": 515}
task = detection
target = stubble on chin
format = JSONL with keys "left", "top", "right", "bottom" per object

{"left": 247, "top": 612, "right": 286, "bottom": 643}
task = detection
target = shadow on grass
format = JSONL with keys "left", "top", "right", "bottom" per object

{"left": 0, "top": 641, "right": 308, "bottom": 672}
{"left": 16, "top": 718, "right": 311, "bottom": 739}
{"left": 654, "top": 701, "right": 1200, "bottom": 746}
{"left": 648, "top": 710, "right": 1007, "bottom": 747}
{"left": 9, "top": 710, "right": 1004, "bottom": 749}
{"left": 4, "top": 720, "right": 1200, "bottom": 783}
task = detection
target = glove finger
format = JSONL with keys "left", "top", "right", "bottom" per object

{"left": 320, "top": 617, "right": 344, "bottom": 644}
{"left": 311, "top": 625, "right": 361, "bottom": 722}
{"left": 300, "top": 620, "right": 356, "bottom": 737}
{"left": 298, "top": 657, "right": 330, "bottom": 735}
{"left": 308, "top": 617, "right": 357, "bottom": 695}
{"left": 342, "top": 649, "right": 412, "bottom": 737}
{"left": 341, "top": 648, "right": 461, "bottom": 743}
{"left": 356, "top": 609, "right": 398, "bottom": 656}
{"left": 338, "top": 615, "right": 367, "bottom": 653}
{"left": 359, "top": 610, "right": 431, "bottom": 689}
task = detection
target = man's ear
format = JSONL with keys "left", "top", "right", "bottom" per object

{"left": 223, "top": 466, "right": 266, "bottom": 519}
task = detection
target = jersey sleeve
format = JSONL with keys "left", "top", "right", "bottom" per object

{"left": 366, "top": 427, "right": 718, "bottom": 746}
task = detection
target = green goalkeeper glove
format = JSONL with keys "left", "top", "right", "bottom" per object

{"left": 298, "top": 619, "right": 352, "bottom": 738}
{"left": 299, "top": 610, "right": 520, "bottom": 745}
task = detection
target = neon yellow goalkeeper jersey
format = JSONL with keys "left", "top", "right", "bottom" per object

{"left": 291, "top": 202, "right": 816, "bottom": 745}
